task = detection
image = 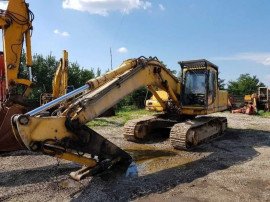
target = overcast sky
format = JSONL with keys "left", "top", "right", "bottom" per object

{"left": 1, "top": 0, "right": 270, "bottom": 86}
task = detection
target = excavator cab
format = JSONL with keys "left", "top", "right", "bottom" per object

{"left": 179, "top": 59, "right": 218, "bottom": 112}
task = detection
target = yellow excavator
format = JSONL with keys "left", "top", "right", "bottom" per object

{"left": 0, "top": 0, "right": 34, "bottom": 151}
{"left": 145, "top": 90, "right": 169, "bottom": 112}
{"left": 11, "top": 57, "right": 229, "bottom": 180}
{"left": 40, "top": 50, "right": 72, "bottom": 105}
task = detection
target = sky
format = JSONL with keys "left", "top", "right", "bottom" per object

{"left": 1, "top": 0, "right": 270, "bottom": 86}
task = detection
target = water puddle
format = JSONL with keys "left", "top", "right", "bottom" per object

{"left": 86, "top": 144, "right": 194, "bottom": 181}
{"left": 59, "top": 179, "right": 80, "bottom": 188}
{"left": 124, "top": 144, "right": 193, "bottom": 175}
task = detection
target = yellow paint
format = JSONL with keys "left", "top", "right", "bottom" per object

{"left": 52, "top": 50, "right": 69, "bottom": 99}
{"left": 180, "top": 64, "right": 228, "bottom": 115}
{"left": 0, "top": 0, "right": 33, "bottom": 94}
{"left": 146, "top": 89, "right": 168, "bottom": 111}
{"left": 54, "top": 152, "right": 97, "bottom": 167}
{"left": 14, "top": 116, "right": 74, "bottom": 149}
{"left": 86, "top": 59, "right": 137, "bottom": 90}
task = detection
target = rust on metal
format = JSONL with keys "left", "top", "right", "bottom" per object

{"left": 0, "top": 104, "right": 26, "bottom": 151}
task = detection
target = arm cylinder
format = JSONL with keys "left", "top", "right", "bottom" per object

{"left": 25, "top": 30, "right": 32, "bottom": 67}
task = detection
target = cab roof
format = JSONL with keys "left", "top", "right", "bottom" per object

{"left": 178, "top": 59, "right": 218, "bottom": 71}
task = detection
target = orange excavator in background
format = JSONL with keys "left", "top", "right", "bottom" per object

{"left": 0, "top": 0, "right": 34, "bottom": 151}
{"left": 232, "top": 87, "right": 270, "bottom": 114}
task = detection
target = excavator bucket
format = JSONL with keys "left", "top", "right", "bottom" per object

{"left": 0, "top": 104, "right": 26, "bottom": 151}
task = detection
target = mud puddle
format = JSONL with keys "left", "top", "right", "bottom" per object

{"left": 124, "top": 144, "right": 194, "bottom": 175}
{"left": 59, "top": 179, "right": 80, "bottom": 188}
{"left": 61, "top": 144, "right": 194, "bottom": 183}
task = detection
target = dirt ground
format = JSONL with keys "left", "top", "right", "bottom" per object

{"left": 0, "top": 112, "right": 270, "bottom": 202}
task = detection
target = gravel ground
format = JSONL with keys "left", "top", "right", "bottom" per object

{"left": 0, "top": 112, "right": 269, "bottom": 201}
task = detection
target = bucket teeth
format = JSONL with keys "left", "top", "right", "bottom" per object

{"left": 70, "top": 157, "right": 122, "bottom": 181}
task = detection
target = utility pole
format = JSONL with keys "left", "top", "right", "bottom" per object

{"left": 110, "top": 48, "right": 113, "bottom": 70}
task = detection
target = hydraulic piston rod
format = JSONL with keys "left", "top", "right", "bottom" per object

{"left": 27, "top": 84, "right": 89, "bottom": 116}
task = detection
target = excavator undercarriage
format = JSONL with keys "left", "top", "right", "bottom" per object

{"left": 123, "top": 115, "right": 227, "bottom": 149}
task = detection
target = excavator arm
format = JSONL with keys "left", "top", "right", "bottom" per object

{"left": 52, "top": 50, "right": 68, "bottom": 99}
{"left": 0, "top": 0, "right": 34, "bottom": 151}
{"left": 0, "top": 0, "right": 33, "bottom": 102}
{"left": 40, "top": 50, "right": 69, "bottom": 105}
{"left": 11, "top": 57, "right": 180, "bottom": 179}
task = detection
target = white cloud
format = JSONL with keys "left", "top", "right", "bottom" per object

{"left": 159, "top": 4, "right": 165, "bottom": 11}
{"left": 117, "top": 47, "right": 128, "bottom": 53}
{"left": 0, "top": 2, "right": 8, "bottom": 10}
{"left": 53, "top": 29, "right": 69, "bottom": 37}
{"left": 212, "top": 52, "right": 270, "bottom": 66}
{"left": 62, "top": 32, "right": 70, "bottom": 37}
{"left": 54, "top": 29, "right": 60, "bottom": 34}
{"left": 62, "top": 0, "right": 151, "bottom": 16}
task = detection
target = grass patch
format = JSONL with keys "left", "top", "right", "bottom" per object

{"left": 256, "top": 110, "right": 270, "bottom": 118}
{"left": 113, "top": 106, "right": 155, "bottom": 125}
{"left": 87, "top": 119, "right": 109, "bottom": 127}
{"left": 87, "top": 106, "right": 156, "bottom": 127}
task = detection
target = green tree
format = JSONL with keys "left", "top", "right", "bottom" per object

{"left": 218, "top": 77, "right": 226, "bottom": 90}
{"left": 28, "top": 53, "right": 58, "bottom": 99}
{"left": 68, "top": 62, "right": 95, "bottom": 89}
{"left": 117, "top": 87, "right": 150, "bottom": 109}
{"left": 217, "top": 72, "right": 226, "bottom": 90}
{"left": 167, "top": 68, "right": 177, "bottom": 76}
{"left": 19, "top": 52, "right": 96, "bottom": 100}
{"left": 96, "top": 67, "right": 101, "bottom": 77}
{"left": 227, "top": 73, "right": 265, "bottom": 95}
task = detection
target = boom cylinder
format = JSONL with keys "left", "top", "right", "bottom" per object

{"left": 86, "top": 59, "right": 137, "bottom": 90}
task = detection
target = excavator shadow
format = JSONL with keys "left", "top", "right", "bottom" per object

{"left": 72, "top": 127, "right": 270, "bottom": 201}
{"left": 0, "top": 163, "right": 81, "bottom": 187}
{"left": 0, "top": 150, "right": 39, "bottom": 157}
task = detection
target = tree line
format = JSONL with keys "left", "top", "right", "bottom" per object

{"left": 19, "top": 52, "right": 265, "bottom": 106}
{"left": 19, "top": 52, "right": 97, "bottom": 100}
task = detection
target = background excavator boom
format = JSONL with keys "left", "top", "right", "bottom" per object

{"left": 0, "top": 0, "right": 33, "bottom": 102}
{"left": 0, "top": 0, "right": 34, "bottom": 151}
